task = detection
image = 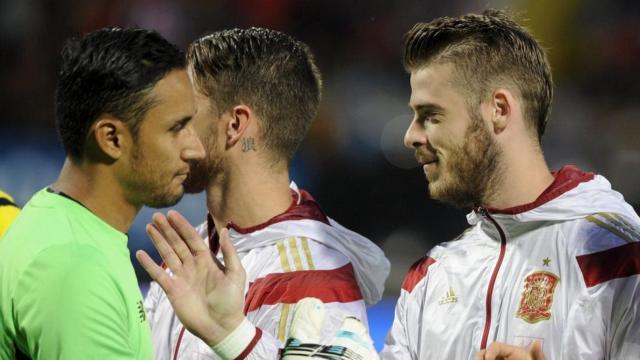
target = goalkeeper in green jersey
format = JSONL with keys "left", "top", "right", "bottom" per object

{"left": 0, "top": 27, "right": 205, "bottom": 359}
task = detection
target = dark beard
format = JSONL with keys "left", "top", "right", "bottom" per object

{"left": 183, "top": 158, "right": 215, "bottom": 194}
{"left": 183, "top": 126, "right": 221, "bottom": 194}
{"left": 126, "top": 145, "right": 185, "bottom": 208}
{"left": 429, "top": 112, "right": 503, "bottom": 208}
{"left": 143, "top": 189, "right": 184, "bottom": 208}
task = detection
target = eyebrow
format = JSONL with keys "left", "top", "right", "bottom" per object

{"left": 177, "top": 115, "right": 193, "bottom": 123}
{"left": 170, "top": 115, "right": 193, "bottom": 127}
{"left": 410, "top": 103, "right": 445, "bottom": 115}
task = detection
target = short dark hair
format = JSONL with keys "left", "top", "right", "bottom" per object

{"left": 187, "top": 27, "right": 322, "bottom": 163}
{"left": 55, "top": 27, "right": 185, "bottom": 159}
{"left": 403, "top": 9, "right": 553, "bottom": 139}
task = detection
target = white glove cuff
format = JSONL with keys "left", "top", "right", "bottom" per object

{"left": 211, "top": 318, "right": 256, "bottom": 360}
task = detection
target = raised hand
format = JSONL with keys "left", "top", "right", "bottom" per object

{"left": 474, "top": 341, "right": 545, "bottom": 360}
{"left": 136, "top": 210, "right": 246, "bottom": 346}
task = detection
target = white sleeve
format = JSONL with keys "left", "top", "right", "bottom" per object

{"left": 380, "top": 290, "right": 413, "bottom": 360}
{"left": 144, "top": 281, "right": 173, "bottom": 360}
{"left": 563, "top": 275, "right": 640, "bottom": 359}
{"left": 143, "top": 281, "right": 161, "bottom": 325}
{"left": 609, "top": 276, "right": 640, "bottom": 359}
{"left": 380, "top": 254, "right": 435, "bottom": 360}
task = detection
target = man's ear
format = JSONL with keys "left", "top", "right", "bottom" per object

{"left": 489, "top": 88, "right": 515, "bottom": 135}
{"left": 88, "top": 115, "right": 130, "bottom": 161}
{"left": 226, "top": 105, "right": 252, "bottom": 147}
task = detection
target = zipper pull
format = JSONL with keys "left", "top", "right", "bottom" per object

{"left": 477, "top": 206, "right": 489, "bottom": 217}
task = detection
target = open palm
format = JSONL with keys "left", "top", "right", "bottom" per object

{"left": 136, "top": 210, "right": 246, "bottom": 346}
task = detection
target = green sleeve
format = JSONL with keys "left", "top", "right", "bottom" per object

{"left": 14, "top": 244, "right": 137, "bottom": 359}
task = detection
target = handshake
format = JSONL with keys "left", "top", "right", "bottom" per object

{"left": 280, "top": 298, "right": 379, "bottom": 360}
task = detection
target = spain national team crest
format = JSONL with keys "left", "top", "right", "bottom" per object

{"left": 516, "top": 271, "right": 559, "bottom": 324}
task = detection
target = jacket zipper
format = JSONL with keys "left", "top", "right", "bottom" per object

{"left": 479, "top": 207, "right": 508, "bottom": 350}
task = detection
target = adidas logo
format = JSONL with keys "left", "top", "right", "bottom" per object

{"left": 438, "top": 287, "right": 458, "bottom": 305}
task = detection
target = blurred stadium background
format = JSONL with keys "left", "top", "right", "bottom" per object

{"left": 1, "top": 0, "right": 639, "bottom": 349}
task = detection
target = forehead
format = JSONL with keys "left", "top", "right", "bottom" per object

{"left": 409, "top": 62, "right": 464, "bottom": 111}
{"left": 151, "top": 69, "right": 193, "bottom": 109}
{"left": 142, "top": 69, "right": 194, "bottom": 125}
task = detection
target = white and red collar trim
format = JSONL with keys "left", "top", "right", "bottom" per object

{"left": 480, "top": 165, "right": 594, "bottom": 215}
{"left": 206, "top": 188, "right": 329, "bottom": 253}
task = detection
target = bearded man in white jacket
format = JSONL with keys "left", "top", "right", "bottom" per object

{"left": 381, "top": 9, "right": 640, "bottom": 360}
{"left": 142, "top": 28, "right": 390, "bottom": 360}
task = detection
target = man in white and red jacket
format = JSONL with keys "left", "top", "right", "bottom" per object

{"left": 382, "top": 10, "right": 640, "bottom": 359}
{"left": 143, "top": 28, "right": 389, "bottom": 360}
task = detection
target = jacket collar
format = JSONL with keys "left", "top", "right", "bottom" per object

{"left": 481, "top": 165, "right": 594, "bottom": 215}
{"left": 207, "top": 184, "right": 329, "bottom": 253}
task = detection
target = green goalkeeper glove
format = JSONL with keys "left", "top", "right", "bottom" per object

{"left": 280, "top": 298, "right": 379, "bottom": 360}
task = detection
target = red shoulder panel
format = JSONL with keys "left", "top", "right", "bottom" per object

{"left": 402, "top": 256, "right": 436, "bottom": 293}
{"left": 576, "top": 242, "right": 640, "bottom": 288}
{"left": 244, "top": 264, "right": 363, "bottom": 313}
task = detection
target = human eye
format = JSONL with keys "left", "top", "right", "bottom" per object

{"left": 419, "top": 113, "right": 440, "bottom": 126}
{"left": 427, "top": 115, "right": 441, "bottom": 124}
{"left": 169, "top": 117, "right": 191, "bottom": 133}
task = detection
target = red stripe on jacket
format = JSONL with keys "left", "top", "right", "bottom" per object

{"left": 577, "top": 242, "right": 640, "bottom": 288}
{"left": 402, "top": 256, "right": 436, "bottom": 293}
{"left": 244, "top": 264, "right": 363, "bottom": 314}
{"left": 235, "top": 328, "right": 263, "bottom": 360}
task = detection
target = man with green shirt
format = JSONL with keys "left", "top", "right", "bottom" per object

{"left": 0, "top": 27, "right": 205, "bottom": 359}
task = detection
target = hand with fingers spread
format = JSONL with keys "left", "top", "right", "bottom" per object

{"left": 474, "top": 341, "right": 546, "bottom": 360}
{"left": 136, "top": 210, "right": 246, "bottom": 347}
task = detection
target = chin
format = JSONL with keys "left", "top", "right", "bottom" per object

{"left": 427, "top": 184, "right": 443, "bottom": 201}
{"left": 427, "top": 180, "right": 452, "bottom": 202}
{"left": 145, "top": 191, "right": 184, "bottom": 209}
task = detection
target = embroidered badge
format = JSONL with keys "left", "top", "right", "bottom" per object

{"left": 516, "top": 271, "right": 559, "bottom": 324}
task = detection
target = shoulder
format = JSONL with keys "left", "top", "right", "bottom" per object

{"left": 562, "top": 213, "right": 640, "bottom": 289}
{"left": 248, "top": 235, "right": 350, "bottom": 276}
{"left": 401, "top": 255, "right": 437, "bottom": 294}
{"left": 399, "top": 226, "right": 477, "bottom": 294}
{"left": 563, "top": 213, "right": 639, "bottom": 252}
{"left": 243, "top": 237, "right": 362, "bottom": 314}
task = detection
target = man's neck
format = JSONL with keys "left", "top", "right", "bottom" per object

{"left": 206, "top": 164, "right": 293, "bottom": 235}
{"left": 482, "top": 147, "right": 555, "bottom": 210}
{"left": 52, "top": 158, "right": 139, "bottom": 233}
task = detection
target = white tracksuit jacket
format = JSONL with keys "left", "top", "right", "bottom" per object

{"left": 381, "top": 165, "right": 640, "bottom": 359}
{"left": 145, "top": 184, "right": 390, "bottom": 359}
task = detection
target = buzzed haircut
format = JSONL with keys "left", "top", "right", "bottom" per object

{"left": 403, "top": 9, "right": 553, "bottom": 139}
{"left": 187, "top": 27, "right": 322, "bottom": 163}
{"left": 55, "top": 27, "right": 185, "bottom": 160}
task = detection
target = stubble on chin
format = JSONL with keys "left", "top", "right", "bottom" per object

{"left": 427, "top": 120, "right": 503, "bottom": 209}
